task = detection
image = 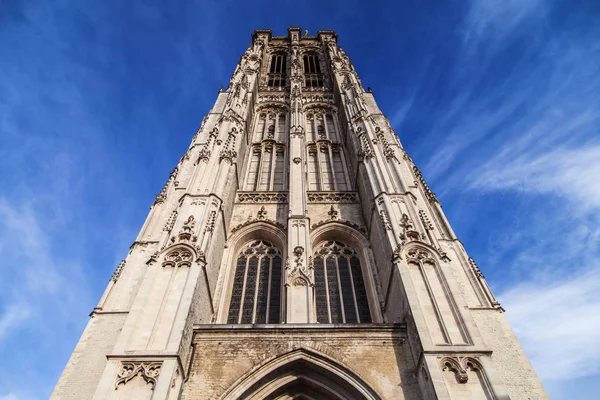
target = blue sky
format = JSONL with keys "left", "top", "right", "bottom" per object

{"left": 1, "top": 0, "right": 599, "bottom": 398}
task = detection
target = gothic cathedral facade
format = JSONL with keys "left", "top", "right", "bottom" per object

{"left": 52, "top": 28, "right": 547, "bottom": 400}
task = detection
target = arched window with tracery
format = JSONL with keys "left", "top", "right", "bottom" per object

{"left": 227, "top": 240, "right": 283, "bottom": 324}
{"left": 313, "top": 241, "right": 371, "bottom": 323}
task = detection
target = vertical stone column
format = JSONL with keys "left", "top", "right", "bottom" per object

{"left": 285, "top": 28, "right": 314, "bottom": 323}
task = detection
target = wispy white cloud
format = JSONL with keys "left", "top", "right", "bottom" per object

{"left": 470, "top": 145, "right": 600, "bottom": 210}
{"left": 403, "top": 0, "right": 600, "bottom": 398}
{"left": 499, "top": 268, "right": 600, "bottom": 381}
{"left": 0, "top": 393, "right": 21, "bottom": 400}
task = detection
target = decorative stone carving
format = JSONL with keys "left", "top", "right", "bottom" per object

{"left": 293, "top": 157, "right": 302, "bottom": 164}
{"left": 153, "top": 180, "right": 168, "bottom": 206}
{"left": 286, "top": 246, "right": 311, "bottom": 287}
{"left": 111, "top": 260, "right": 126, "bottom": 283}
{"left": 413, "top": 166, "right": 438, "bottom": 203}
{"left": 293, "top": 246, "right": 304, "bottom": 269}
{"left": 374, "top": 127, "right": 397, "bottom": 161}
{"left": 290, "top": 125, "right": 304, "bottom": 138}
{"left": 468, "top": 257, "right": 482, "bottom": 277}
{"left": 164, "top": 210, "right": 178, "bottom": 231}
{"left": 236, "top": 192, "right": 288, "bottom": 203}
{"left": 327, "top": 205, "right": 339, "bottom": 220}
{"left": 162, "top": 248, "right": 193, "bottom": 268}
{"left": 311, "top": 219, "right": 366, "bottom": 234}
{"left": 356, "top": 129, "right": 375, "bottom": 161}
{"left": 380, "top": 210, "right": 392, "bottom": 230}
{"left": 115, "top": 361, "right": 162, "bottom": 389}
{"left": 307, "top": 191, "right": 358, "bottom": 203}
{"left": 469, "top": 257, "right": 501, "bottom": 308}
{"left": 406, "top": 247, "right": 434, "bottom": 262}
{"left": 441, "top": 357, "right": 468, "bottom": 383}
{"left": 257, "top": 94, "right": 289, "bottom": 104}
{"left": 419, "top": 210, "right": 434, "bottom": 230}
{"left": 172, "top": 215, "right": 197, "bottom": 244}
{"left": 291, "top": 219, "right": 306, "bottom": 228}
{"left": 399, "top": 214, "right": 420, "bottom": 242}
{"left": 219, "top": 149, "right": 237, "bottom": 163}
{"left": 204, "top": 210, "right": 216, "bottom": 232}
{"left": 230, "top": 213, "right": 285, "bottom": 233}
{"left": 257, "top": 206, "right": 267, "bottom": 220}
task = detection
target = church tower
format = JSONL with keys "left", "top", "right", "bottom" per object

{"left": 52, "top": 28, "right": 548, "bottom": 399}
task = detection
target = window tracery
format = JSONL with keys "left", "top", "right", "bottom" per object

{"left": 313, "top": 241, "right": 371, "bottom": 323}
{"left": 268, "top": 53, "right": 287, "bottom": 88}
{"left": 244, "top": 110, "right": 287, "bottom": 191}
{"left": 227, "top": 240, "right": 283, "bottom": 324}
{"left": 303, "top": 53, "right": 323, "bottom": 88}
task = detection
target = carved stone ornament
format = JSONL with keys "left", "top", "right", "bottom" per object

{"left": 405, "top": 247, "right": 434, "bottom": 263}
{"left": 236, "top": 192, "right": 288, "bottom": 203}
{"left": 231, "top": 213, "right": 286, "bottom": 233}
{"left": 257, "top": 206, "right": 267, "bottom": 220}
{"left": 111, "top": 260, "right": 126, "bottom": 283}
{"left": 115, "top": 361, "right": 162, "bottom": 390}
{"left": 440, "top": 357, "right": 487, "bottom": 385}
{"left": 162, "top": 248, "right": 193, "bottom": 268}
{"left": 419, "top": 210, "right": 434, "bottom": 230}
{"left": 219, "top": 149, "right": 237, "bottom": 163}
{"left": 204, "top": 210, "right": 217, "bottom": 232}
{"left": 399, "top": 213, "right": 420, "bottom": 242}
{"left": 311, "top": 219, "right": 367, "bottom": 235}
{"left": 163, "top": 210, "right": 178, "bottom": 231}
{"left": 290, "top": 125, "right": 304, "bottom": 138}
{"left": 441, "top": 357, "right": 468, "bottom": 383}
{"left": 307, "top": 191, "right": 358, "bottom": 204}
{"left": 380, "top": 210, "right": 392, "bottom": 230}
{"left": 286, "top": 246, "right": 311, "bottom": 287}
{"left": 293, "top": 157, "right": 302, "bottom": 164}
{"left": 327, "top": 205, "right": 339, "bottom": 220}
{"left": 468, "top": 257, "right": 483, "bottom": 278}
{"left": 171, "top": 215, "right": 197, "bottom": 244}
{"left": 413, "top": 165, "right": 438, "bottom": 203}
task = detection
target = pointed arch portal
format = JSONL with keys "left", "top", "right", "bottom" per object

{"left": 220, "top": 349, "right": 381, "bottom": 400}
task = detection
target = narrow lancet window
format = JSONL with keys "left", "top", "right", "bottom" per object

{"left": 303, "top": 54, "right": 323, "bottom": 88}
{"left": 268, "top": 53, "right": 287, "bottom": 88}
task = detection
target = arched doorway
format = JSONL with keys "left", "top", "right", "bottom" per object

{"left": 221, "top": 349, "right": 381, "bottom": 400}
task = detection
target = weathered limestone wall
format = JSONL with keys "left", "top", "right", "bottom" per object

{"left": 51, "top": 314, "right": 127, "bottom": 400}
{"left": 471, "top": 310, "right": 547, "bottom": 400}
{"left": 181, "top": 325, "right": 421, "bottom": 400}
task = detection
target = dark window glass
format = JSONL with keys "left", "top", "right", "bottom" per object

{"left": 338, "top": 257, "right": 358, "bottom": 323}
{"left": 314, "top": 256, "right": 329, "bottom": 323}
{"left": 227, "top": 256, "right": 247, "bottom": 324}
{"left": 312, "top": 241, "right": 371, "bottom": 323}
{"left": 227, "top": 241, "right": 283, "bottom": 324}
{"left": 255, "top": 256, "right": 270, "bottom": 324}
{"left": 268, "top": 53, "right": 287, "bottom": 87}
{"left": 351, "top": 256, "right": 371, "bottom": 323}
{"left": 241, "top": 256, "right": 258, "bottom": 323}
{"left": 268, "top": 256, "right": 282, "bottom": 323}
{"left": 303, "top": 54, "right": 323, "bottom": 88}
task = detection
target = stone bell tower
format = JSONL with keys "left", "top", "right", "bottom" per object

{"left": 52, "top": 28, "right": 548, "bottom": 399}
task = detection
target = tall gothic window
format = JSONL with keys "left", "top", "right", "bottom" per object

{"left": 303, "top": 54, "right": 323, "bottom": 88}
{"left": 245, "top": 111, "right": 287, "bottom": 191}
{"left": 268, "top": 53, "right": 287, "bottom": 88}
{"left": 244, "top": 144, "right": 286, "bottom": 191}
{"left": 313, "top": 241, "right": 371, "bottom": 324}
{"left": 307, "top": 144, "right": 349, "bottom": 191}
{"left": 227, "top": 240, "right": 282, "bottom": 324}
